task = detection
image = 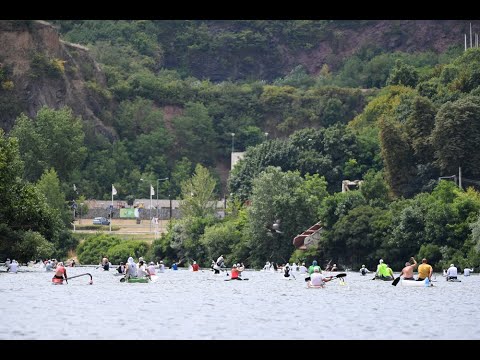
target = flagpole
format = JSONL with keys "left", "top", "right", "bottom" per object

{"left": 110, "top": 184, "right": 114, "bottom": 233}
{"left": 150, "top": 184, "right": 153, "bottom": 233}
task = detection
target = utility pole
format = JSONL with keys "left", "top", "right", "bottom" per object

{"left": 459, "top": 166, "right": 462, "bottom": 190}
{"left": 470, "top": 22, "right": 473, "bottom": 48}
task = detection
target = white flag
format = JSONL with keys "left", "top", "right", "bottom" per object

{"left": 150, "top": 185, "right": 155, "bottom": 196}
{"left": 112, "top": 185, "right": 117, "bottom": 196}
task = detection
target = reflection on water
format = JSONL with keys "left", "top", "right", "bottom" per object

{"left": 1, "top": 267, "right": 479, "bottom": 339}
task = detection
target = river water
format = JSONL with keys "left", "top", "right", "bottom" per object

{"left": 1, "top": 266, "right": 479, "bottom": 340}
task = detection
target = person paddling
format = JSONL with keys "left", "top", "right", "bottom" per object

{"left": 192, "top": 261, "right": 199, "bottom": 272}
{"left": 307, "top": 267, "right": 333, "bottom": 288}
{"left": 230, "top": 263, "right": 243, "bottom": 280}
{"left": 308, "top": 260, "right": 321, "bottom": 274}
{"left": 417, "top": 258, "right": 433, "bottom": 282}
{"left": 375, "top": 259, "right": 393, "bottom": 280}
{"left": 399, "top": 257, "right": 417, "bottom": 281}
{"left": 359, "top": 265, "right": 370, "bottom": 276}
{"left": 52, "top": 262, "right": 68, "bottom": 283}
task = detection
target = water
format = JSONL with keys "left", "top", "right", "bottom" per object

{"left": 1, "top": 267, "right": 479, "bottom": 340}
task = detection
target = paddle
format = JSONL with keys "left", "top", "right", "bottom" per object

{"left": 224, "top": 278, "right": 249, "bottom": 281}
{"left": 392, "top": 276, "right": 401, "bottom": 286}
{"left": 65, "top": 272, "right": 93, "bottom": 284}
{"left": 304, "top": 273, "right": 347, "bottom": 282}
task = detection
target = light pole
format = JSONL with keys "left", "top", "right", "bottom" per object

{"left": 264, "top": 132, "right": 269, "bottom": 141}
{"left": 156, "top": 177, "right": 169, "bottom": 218}
{"left": 231, "top": 132, "right": 235, "bottom": 153}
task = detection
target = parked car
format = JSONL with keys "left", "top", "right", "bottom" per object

{"left": 93, "top": 217, "right": 110, "bottom": 225}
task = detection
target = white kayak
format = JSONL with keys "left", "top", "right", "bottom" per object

{"left": 307, "top": 283, "right": 324, "bottom": 289}
{"left": 400, "top": 279, "right": 433, "bottom": 287}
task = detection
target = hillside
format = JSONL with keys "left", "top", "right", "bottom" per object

{"left": 56, "top": 20, "right": 477, "bottom": 81}
{"left": 1, "top": 19, "right": 479, "bottom": 198}
{"left": 0, "top": 20, "right": 115, "bottom": 139}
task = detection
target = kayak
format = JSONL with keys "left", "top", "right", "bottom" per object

{"left": 374, "top": 276, "right": 394, "bottom": 281}
{"left": 125, "top": 277, "right": 149, "bottom": 283}
{"left": 51, "top": 277, "right": 64, "bottom": 285}
{"left": 400, "top": 279, "right": 433, "bottom": 287}
{"left": 307, "top": 283, "right": 324, "bottom": 289}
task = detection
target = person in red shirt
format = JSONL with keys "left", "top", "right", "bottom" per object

{"left": 192, "top": 261, "right": 199, "bottom": 272}
{"left": 230, "top": 263, "right": 245, "bottom": 280}
{"left": 52, "top": 262, "right": 68, "bottom": 284}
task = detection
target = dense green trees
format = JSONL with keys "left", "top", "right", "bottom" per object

{"left": 0, "top": 130, "right": 74, "bottom": 262}
{"left": 431, "top": 95, "right": 480, "bottom": 179}
{"left": 10, "top": 107, "right": 87, "bottom": 182}
{"left": 3, "top": 21, "right": 480, "bottom": 270}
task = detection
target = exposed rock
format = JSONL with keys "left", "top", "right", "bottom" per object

{"left": 0, "top": 20, "right": 116, "bottom": 140}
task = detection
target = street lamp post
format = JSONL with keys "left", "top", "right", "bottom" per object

{"left": 265, "top": 132, "right": 269, "bottom": 140}
{"left": 156, "top": 177, "right": 169, "bottom": 218}
{"left": 231, "top": 132, "right": 235, "bottom": 153}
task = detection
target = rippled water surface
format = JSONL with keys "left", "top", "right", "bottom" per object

{"left": 1, "top": 267, "right": 479, "bottom": 339}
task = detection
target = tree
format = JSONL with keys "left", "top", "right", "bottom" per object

{"left": 431, "top": 95, "right": 480, "bottom": 179}
{"left": 228, "top": 138, "right": 299, "bottom": 202}
{"left": 379, "top": 115, "right": 417, "bottom": 198}
{"left": 405, "top": 96, "right": 436, "bottom": 164}
{"left": 179, "top": 164, "right": 218, "bottom": 219}
{"left": 10, "top": 106, "right": 87, "bottom": 182}
{"left": 360, "top": 170, "right": 391, "bottom": 208}
{"left": 386, "top": 59, "right": 419, "bottom": 88}
{"left": 172, "top": 102, "right": 217, "bottom": 166}
{"left": 36, "top": 168, "right": 71, "bottom": 226}
{"left": 246, "top": 167, "right": 315, "bottom": 267}
{"left": 0, "top": 129, "right": 64, "bottom": 262}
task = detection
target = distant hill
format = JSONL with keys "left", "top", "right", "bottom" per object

{"left": 55, "top": 20, "right": 478, "bottom": 82}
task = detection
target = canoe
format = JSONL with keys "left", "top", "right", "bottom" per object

{"left": 126, "top": 277, "right": 149, "bottom": 283}
{"left": 400, "top": 279, "right": 433, "bottom": 287}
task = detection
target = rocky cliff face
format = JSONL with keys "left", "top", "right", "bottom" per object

{"left": 0, "top": 20, "right": 116, "bottom": 139}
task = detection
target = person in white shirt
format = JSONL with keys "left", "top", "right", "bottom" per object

{"left": 464, "top": 267, "right": 474, "bottom": 276}
{"left": 446, "top": 264, "right": 458, "bottom": 281}
{"left": 263, "top": 261, "right": 271, "bottom": 271}
{"left": 125, "top": 257, "right": 138, "bottom": 278}
{"left": 359, "top": 264, "right": 370, "bottom": 276}
{"left": 8, "top": 260, "right": 18, "bottom": 273}
{"left": 147, "top": 262, "right": 156, "bottom": 276}
{"left": 5, "top": 258, "right": 11, "bottom": 271}
{"left": 299, "top": 262, "right": 308, "bottom": 274}
{"left": 137, "top": 261, "right": 149, "bottom": 278}
{"left": 307, "top": 267, "right": 333, "bottom": 287}
{"left": 157, "top": 260, "right": 165, "bottom": 273}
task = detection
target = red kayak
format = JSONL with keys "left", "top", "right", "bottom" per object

{"left": 51, "top": 277, "right": 64, "bottom": 285}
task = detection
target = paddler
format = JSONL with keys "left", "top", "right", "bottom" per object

{"left": 53, "top": 261, "right": 68, "bottom": 283}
